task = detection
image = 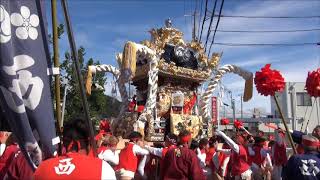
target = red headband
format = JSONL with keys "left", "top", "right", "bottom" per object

{"left": 180, "top": 134, "right": 191, "bottom": 143}
{"left": 302, "top": 139, "right": 320, "bottom": 148}
{"left": 67, "top": 140, "right": 81, "bottom": 152}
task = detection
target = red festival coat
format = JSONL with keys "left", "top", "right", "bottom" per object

{"left": 161, "top": 146, "right": 206, "bottom": 180}
{"left": 33, "top": 152, "right": 114, "bottom": 180}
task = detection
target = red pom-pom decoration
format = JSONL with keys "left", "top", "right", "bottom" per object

{"left": 220, "top": 118, "right": 230, "bottom": 125}
{"left": 306, "top": 68, "right": 320, "bottom": 97}
{"left": 234, "top": 119, "right": 243, "bottom": 129}
{"left": 254, "top": 64, "right": 285, "bottom": 96}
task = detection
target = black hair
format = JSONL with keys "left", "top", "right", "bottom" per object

{"left": 209, "top": 136, "right": 218, "bottom": 146}
{"left": 63, "top": 117, "right": 91, "bottom": 151}
{"left": 128, "top": 131, "right": 143, "bottom": 142}
{"left": 178, "top": 130, "right": 191, "bottom": 138}
{"left": 217, "top": 136, "right": 225, "bottom": 144}
{"left": 189, "top": 139, "right": 199, "bottom": 150}
{"left": 254, "top": 136, "right": 267, "bottom": 147}
{"left": 199, "top": 138, "right": 208, "bottom": 147}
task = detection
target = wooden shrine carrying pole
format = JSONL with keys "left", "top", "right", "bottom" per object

{"left": 61, "top": 0, "right": 97, "bottom": 156}
{"left": 273, "top": 95, "right": 297, "bottom": 154}
{"left": 51, "top": 0, "right": 63, "bottom": 154}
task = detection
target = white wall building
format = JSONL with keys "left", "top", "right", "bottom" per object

{"left": 270, "top": 82, "right": 320, "bottom": 133}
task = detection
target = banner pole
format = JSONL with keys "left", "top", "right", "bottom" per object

{"left": 61, "top": 0, "right": 97, "bottom": 156}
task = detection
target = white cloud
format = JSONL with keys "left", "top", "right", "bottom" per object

{"left": 278, "top": 57, "right": 319, "bottom": 82}
{"left": 209, "top": 1, "right": 319, "bottom": 54}
{"left": 55, "top": 0, "right": 319, "bottom": 119}
{"left": 206, "top": 0, "right": 319, "bottom": 117}
{"left": 233, "top": 57, "right": 281, "bottom": 68}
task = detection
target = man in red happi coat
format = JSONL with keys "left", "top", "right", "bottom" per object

{"left": 216, "top": 130, "right": 252, "bottom": 180}
{"left": 145, "top": 133, "right": 178, "bottom": 176}
{"left": 33, "top": 117, "right": 116, "bottom": 180}
{"left": 114, "top": 131, "right": 149, "bottom": 180}
{"left": 161, "top": 130, "right": 205, "bottom": 180}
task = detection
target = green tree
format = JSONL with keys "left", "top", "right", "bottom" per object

{"left": 51, "top": 24, "right": 120, "bottom": 126}
{"left": 60, "top": 47, "right": 120, "bottom": 124}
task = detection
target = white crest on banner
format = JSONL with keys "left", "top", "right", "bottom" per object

{"left": 54, "top": 158, "right": 76, "bottom": 175}
{"left": 10, "top": 6, "right": 39, "bottom": 40}
{"left": 299, "top": 159, "right": 320, "bottom": 176}
{"left": 0, "top": 5, "right": 11, "bottom": 43}
{"left": 0, "top": 55, "right": 44, "bottom": 113}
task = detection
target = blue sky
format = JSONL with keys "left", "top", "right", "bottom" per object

{"left": 46, "top": 0, "right": 320, "bottom": 117}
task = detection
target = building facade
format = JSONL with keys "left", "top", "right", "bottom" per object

{"left": 270, "top": 82, "right": 320, "bottom": 133}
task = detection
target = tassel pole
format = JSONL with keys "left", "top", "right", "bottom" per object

{"left": 61, "top": 0, "right": 97, "bottom": 156}
{"left": 273, "top": 95, "right": 297, "bottom": 154}
{"left": 51, "top": 0, "right": 63, "bottom": 154}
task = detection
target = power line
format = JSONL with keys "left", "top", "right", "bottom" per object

{"left": 192, "top": 0, "right": 197, "bottom": 41}
{"left": 197, "top": 0, "right": 204, "bottom": 39}
{"left": 190, "top": 0, "right": 194, "bottom": 27}
{"left": 199, "top": 0, "right": 208, "bottom": 42}
{"left": 216, "top": 14, "right": 320, "bottom": 19}
{"left": 213, "top": 42, "right": 319, "bottom": 46}
{"left": 204, "top": 0, "right": 218, "bottom": 52}
{"left": 207, "top": 0, "right": 225, "bottom": 56}
{"left": 213, "top": 28, "right": 320, "bottom": 33}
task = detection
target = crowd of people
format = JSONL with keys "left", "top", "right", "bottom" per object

{"left": 0, "top": 117, "right": 319, "bottom": 180}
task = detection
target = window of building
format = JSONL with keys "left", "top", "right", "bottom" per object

{"left": 296, "top": 92, "right": 312, "bottom": 106}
